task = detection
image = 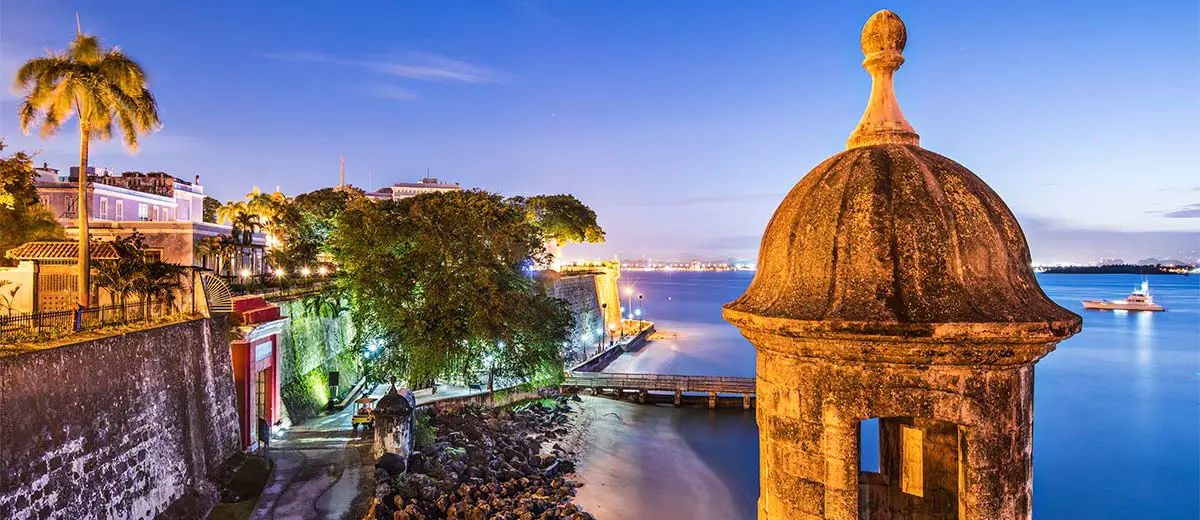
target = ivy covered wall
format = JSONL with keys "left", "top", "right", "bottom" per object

{"left": 276, "top": 294, "right": 361, "bottom": 423}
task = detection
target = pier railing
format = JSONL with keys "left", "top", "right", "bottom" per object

{"left": 562, "top": 372, "right": 756, "bottom": 394}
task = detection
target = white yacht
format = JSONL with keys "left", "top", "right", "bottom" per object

{"left": 1082, "top": 281, "right": 1165, "bottom": 312}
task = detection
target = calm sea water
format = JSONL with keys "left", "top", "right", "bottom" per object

{"left": 596, "top": 271, "right": 1199, "bottom": 519}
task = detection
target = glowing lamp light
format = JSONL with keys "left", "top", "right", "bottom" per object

{"left": 635, "top": 309, "right": 642, "bottom": 317}
{"left": 300, "top": 267, "right": 312, "bottom": 277}
{"left": 624, "top": 287, "right": 633, "bottom": 296}
{"left": 608, "top": 323, "right": 616, "bottom": 331}
{"left": 275, "top": 268, "right": 286, "bottom": 278}
{"left": 317, "top": 266, "right": 328, "bottom": 276}
{"left": 239, "top": 269, "right": 250, "bottom": 278}
{"left": 596, "top": 328, "right": 604, "bottom": 336}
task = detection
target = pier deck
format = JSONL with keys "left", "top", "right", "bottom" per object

{"left": 562, "top": 372, "right": 756, "bottom": 408}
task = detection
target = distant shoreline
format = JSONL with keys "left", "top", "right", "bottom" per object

{"left": 1039, "top": 265, "right": 1193, "bottom": 275}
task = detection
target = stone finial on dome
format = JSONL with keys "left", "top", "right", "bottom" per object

{"left": 847, "top": 9, "right": 920, "bottom": 149}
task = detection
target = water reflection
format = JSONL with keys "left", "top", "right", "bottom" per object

{"left": 575, "top": 272, "right": 1200, "bottom": 519}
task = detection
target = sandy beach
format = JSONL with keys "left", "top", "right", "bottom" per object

{"left": 564, "top": 395, "right": 757, "bottom": 520}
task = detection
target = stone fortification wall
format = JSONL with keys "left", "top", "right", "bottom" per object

{"left": 0, "top": 317, "right": 240, "bottom": 519}
{"left": 549, "top": 267, "right": 620, "bottom": 364}
{"left": 276, "top": 295, "right": 359, "bottom": 423}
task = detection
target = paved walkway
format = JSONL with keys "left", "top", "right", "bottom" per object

{"left": 249, "top": 382, "right": 484, "bottom": 520}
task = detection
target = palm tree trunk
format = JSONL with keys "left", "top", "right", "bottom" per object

{"left": 77, "top": 125, "right": 91, "bottom": 308}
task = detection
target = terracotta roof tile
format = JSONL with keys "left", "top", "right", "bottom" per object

{"left": 5, "top": 241, "right": 120, "bottom": 261}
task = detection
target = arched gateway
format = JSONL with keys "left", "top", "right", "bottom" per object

{"left": 723, "top": 10, "right": 1081, "bottom": 520}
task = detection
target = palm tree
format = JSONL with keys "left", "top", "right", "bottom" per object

{"left": 216, "top": 200, "right": 247, "bottom": 227}
{"left": 0, "top": 280, "right": 20, "bottom": 317}
{"left": 14, "top": 29, "right": 161, "bottom": 308}
{"left": 134, "top": 261, "right": 185, "bottom": 316}
{"left": 94, "top": 257, "right": 143, "bottom": 320}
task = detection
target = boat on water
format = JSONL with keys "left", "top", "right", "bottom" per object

{"left": 1082, "top": 280, "right": 1165, "bottom": 312}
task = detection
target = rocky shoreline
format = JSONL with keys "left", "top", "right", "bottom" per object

{"left": 372, "top": 393, "right": 595, "bottom": 520}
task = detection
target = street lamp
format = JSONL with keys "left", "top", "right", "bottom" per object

{"left": 601, "top": 303, "right": 608, "bottom": 348}
{"left": 485, "top": 352, "right": 496, "bottom": 393}
{"left": 608, "top": 323, "right": 617, "bottom": 347}
{"left": 300, "top": 267, "right": 311, "bottom": 277}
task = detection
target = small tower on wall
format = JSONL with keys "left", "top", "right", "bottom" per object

{"left": 723, "top": 10, "right": 1081, "bottom": 520}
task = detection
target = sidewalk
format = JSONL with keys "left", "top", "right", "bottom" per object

{"left": 248, "top": 382, "right": 489, "bottom": 520}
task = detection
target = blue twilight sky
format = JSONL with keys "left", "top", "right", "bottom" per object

{"left": 1, "top": 1, "right": 1197, "bottom": 264}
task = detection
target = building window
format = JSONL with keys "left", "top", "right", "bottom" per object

{"left": 116, "top": 200, "right": 124, "bottom": 220}
{"left": 144, "top": 249, "right": 163, "bottom": 262}
{"left": 99, "top": 197, "right": 108, "bottom": 219}
{"left": 138, "top": 203, "right": 148, "bottom": 221}
{"left": 152, "top": 206, "right": 160, "bottom": 221}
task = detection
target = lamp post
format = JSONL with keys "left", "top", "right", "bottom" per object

{"left": 600, "top": 303, "right": 608, "bottom": 348}
{"left": 638, "top": 294, "right": 644, "bottom": 328}
{"left": 485, "top": 352, "right": 496, "bottom": 393}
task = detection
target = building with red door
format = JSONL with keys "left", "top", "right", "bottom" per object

{"left": 228, "top": 295, "right": 287, "bottom": 450}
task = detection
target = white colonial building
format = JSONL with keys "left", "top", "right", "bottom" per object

{"left": 366, "top": 178, "right": 461, "bottom": 201}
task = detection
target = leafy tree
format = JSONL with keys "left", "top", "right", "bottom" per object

{"left": 331, "top": 190, "right": 573, "bottom": 387}
{"left": 264, "top": 187, "right": 359, "bottom": 272}
{"left": 514, "top": 194, "right": 605, "bottom": 245}
{"left": 202, "top": 196, "right": 220, "bottom": 223}
{"left": 294, "top": 187, "right": 357, "bottom": 243}
{"left": 14, "top": 30, "right": 161, "bottom": 307}
{"left": 0, "top": 142, "right": 64, "bottom": 266}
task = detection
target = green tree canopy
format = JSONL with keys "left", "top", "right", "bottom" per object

{"left": 0, "top": 142, "right": 64, "bottom": 266}
{"left": 513, "top": 194, "right": 605, "bottom": 245}
{"left": 331, "top": 190, "right": 573, "bottom": 387}
{"left": 202, "top": 196, "right": 220, "bottom": 223}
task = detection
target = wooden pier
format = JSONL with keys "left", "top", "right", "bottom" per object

{"left": 561, "top": 372, "right": 756, "bottom": 409}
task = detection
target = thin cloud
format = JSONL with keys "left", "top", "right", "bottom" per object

{"left": 364, "top": 53, "right": 501, "bottom": 84}
{"left": 260, "top": 50, "right": 503, "bottom": 85}
{"left": 1163, "top": 203, "right": 1200, "bottom": 219}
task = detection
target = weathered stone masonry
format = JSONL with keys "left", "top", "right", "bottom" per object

{"left": 549, "top": 263, "right": 621, "bottom": 363}
{"left": 0, "top": 317, "right": 240, "bottom": 519}
{"left": 724, "top": 10, "right": 1080, "bottom": 520}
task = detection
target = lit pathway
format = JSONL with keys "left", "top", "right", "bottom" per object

{"left": 249, "top": 382, "right": 484, "bottom": 520}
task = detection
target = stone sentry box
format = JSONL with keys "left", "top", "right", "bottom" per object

{"left": 723, "top": 10, "right": 1080, "bottom": 520}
